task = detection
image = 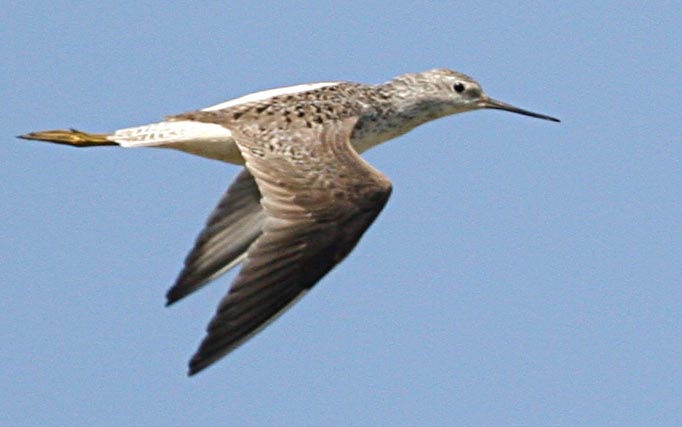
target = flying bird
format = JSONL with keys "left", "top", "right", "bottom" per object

{"left": 20, "top": 69, "right": 559, "bottom": 375}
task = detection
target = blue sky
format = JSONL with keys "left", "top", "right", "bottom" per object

{"left": 2, "top": 1, "right": 680, "bottom": 426}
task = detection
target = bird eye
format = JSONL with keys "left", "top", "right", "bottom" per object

{"left": 453, "top": 82, "right": 465, "bottom": 93}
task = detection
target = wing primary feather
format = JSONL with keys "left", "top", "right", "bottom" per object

{"left": 166, "top": 169, "right": 265, "bottom": 305}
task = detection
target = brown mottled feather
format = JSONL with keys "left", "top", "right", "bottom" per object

{"left": 188, "top": 117, "right": 392, "bottom": 375}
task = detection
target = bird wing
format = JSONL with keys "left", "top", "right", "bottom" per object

{"left": 188, "top": 117, "right": 392, "bottom": 375}
{"left": 166, "top": 168, "right": 265, "bottom": 305}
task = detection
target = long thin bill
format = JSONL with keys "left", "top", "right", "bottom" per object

{"left": 482, "top": 97, "right": 560, "bottom": 122}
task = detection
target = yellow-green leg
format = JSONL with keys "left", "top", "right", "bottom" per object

{"left": 18, "top": 129, "right": 117, "bottom": 147}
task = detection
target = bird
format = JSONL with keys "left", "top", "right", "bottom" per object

{"left": 19, "top": 68, "right": 560, "bottom": 375}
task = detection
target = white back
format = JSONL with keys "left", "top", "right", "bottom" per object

{"left": 201, "top": 82, "right": 341, "bottom": 111}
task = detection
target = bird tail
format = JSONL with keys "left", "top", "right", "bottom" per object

{"left": 18, "top": 129, "right": 117, "bottom": 147}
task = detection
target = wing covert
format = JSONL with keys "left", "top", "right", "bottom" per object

{"left": 188, "top": 117, "right": 392, "bottom": 374}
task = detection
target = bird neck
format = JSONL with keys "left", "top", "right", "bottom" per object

{"left": 349, "top": 82, "right": 448, "bottom": 154}
{"left": 373, "top": 80, "right": 449, "bottom": 133}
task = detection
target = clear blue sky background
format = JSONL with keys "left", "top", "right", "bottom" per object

{"left": 2, "top": 2, "right": 680, "bottom": 426}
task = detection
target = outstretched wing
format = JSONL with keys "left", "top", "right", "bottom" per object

{"left": 166, "top": 168, "right": 265, "bottom": 305}
{"left": 188, "top": 117, "right": 392, "bottom": 375}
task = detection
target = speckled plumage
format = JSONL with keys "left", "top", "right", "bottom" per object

{"left": 19, "top": 69, "right": 559, "bottom": 375}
